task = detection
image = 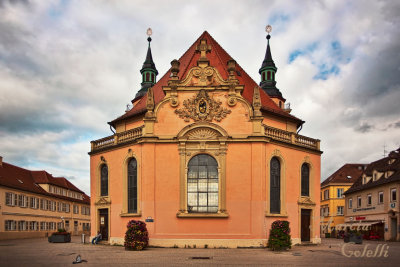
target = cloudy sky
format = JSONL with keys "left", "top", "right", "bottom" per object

{"left": 1, "top": 0, "right": 399, "bottom": 195}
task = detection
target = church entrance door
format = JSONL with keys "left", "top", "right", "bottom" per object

{"left": 99, "top": 208, "right": 109, "bottom": 240}
{"left": 301, "top": 209, "right": 311, "bottom": 242}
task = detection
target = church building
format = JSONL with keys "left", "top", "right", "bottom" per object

{"left": 89, "top": 27, "right": 322, "bottom": 247}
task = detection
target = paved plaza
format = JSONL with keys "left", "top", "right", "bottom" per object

{"left": 0, "top": 236, "right": 399, "bottom": 266}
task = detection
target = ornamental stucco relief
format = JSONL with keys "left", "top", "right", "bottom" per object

{"left": 175, "top": 90, "right": 231, "bottom": 123}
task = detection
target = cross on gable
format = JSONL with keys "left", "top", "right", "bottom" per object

{"left": 196, "top": 39, "right": 211, "bottom": 60}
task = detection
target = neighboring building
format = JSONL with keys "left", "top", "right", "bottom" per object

{"left": 89, "top": 29, "right": 322, "bottom": 247}
{"left": 343, "top": 148, "right": 400, "bottom": 241}
{"left": 0, "top": 156, "right": 90, "bottom": 240}
{"left": 320, "top": 164, "right": 366, "bottom": 236}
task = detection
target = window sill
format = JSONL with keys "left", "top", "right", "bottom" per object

{"left": 265, "top": 212, "right": 288, "bottom": 218}
{"left": 176, "top": 212, "right": 229, "bottom": 218}
{"left": 120, "top": 212, "right": 141, "bottom": 217}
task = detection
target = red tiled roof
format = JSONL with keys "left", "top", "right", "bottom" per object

{"left": 110, "top": 31, "right": 303, "bottom": 127}
{"left": 321, "top": 164, "right": 367, "bottom": 187}
{"left": 345, "top": 148, "right": 400, "bottom": 194}
{"left": 0, "top": 161, "right": 89, "bottom": 204}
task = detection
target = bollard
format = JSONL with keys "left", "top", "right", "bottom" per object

{"left": 82, "top": 234, "right": 85, "bottom": 244}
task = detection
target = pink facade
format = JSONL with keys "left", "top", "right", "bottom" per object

{"left": 89, "top": 31, "right": 321, "bottom": 247}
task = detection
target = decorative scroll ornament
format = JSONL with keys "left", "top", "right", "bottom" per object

{"left": 95, "top": 197, "right": 111, "bottom": 206}
{"left": 187, "top": 128, "right": 219, "bottom": 139}
{"left": 175, "top": 90, "right": 231, "bottom": 122}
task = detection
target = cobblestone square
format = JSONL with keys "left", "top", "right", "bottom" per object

{"left": 0, "top": 237, "right": 399, "bottom": 266}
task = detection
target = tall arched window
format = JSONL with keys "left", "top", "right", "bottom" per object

{"left": 151, "top": 73, "right": 155, "bottom": 83}
{"left": 146, "top": 72, "right": 150, "bottom": 82}
{"left": 267, "top": 71, "right": 271, "bottom": 80}
{"left": 100, "top": 165, "right": 108, "bottom": 196}
{"left": 128, "top": 158, "right": 138, "bottom": 213}
{"left": 301, "top": 163, "right": 310, "bottom": 197}
{"left": 270, "top": 157, "right": 280, "bottom": 214}
{"left": 262, "top": 72, "right": 266, "bottom": 81}
{"left": 187, "top": 154, "right": 218, "bottom": 213}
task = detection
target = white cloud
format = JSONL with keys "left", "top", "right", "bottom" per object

{"left": 0, "top": 0, "right": 399, "bottom": 195}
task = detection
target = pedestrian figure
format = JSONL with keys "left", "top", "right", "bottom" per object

{"left": 92, "top": 231, "right": 102, "bottom": 245}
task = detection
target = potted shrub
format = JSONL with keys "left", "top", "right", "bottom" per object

{"left": 325, "top": 232, "right": 331, "bottom": 238}
{"left": 124, "top": 220, "right": 149, "bottom": 251}
{"left": 48, "top": 229, "right": 71, "bottom": 243}
{"left": 349, "top": 231, "right": 363, "bottom": 244}
{"left": 267, "top": 220, "right": 292, "bottom": 251}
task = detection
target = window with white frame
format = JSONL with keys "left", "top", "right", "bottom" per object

{"left": 40, "top": 222, "right": 46, "bottom": 231}
{"left": 24, "top": 195, "right": 29, "bottom": 207}
{"left": 18, "top": 194, "right": 23, "bottom": 206}
{"left": 5, "top": 220, "right": 16, "bottom": 231}
{"left": 337, "top": 188, "right": 344, "bottom": 198}
{"left": 323, "top": 206, "right": 329, "bottom": 216}
{"left": 367, "top": 194, "right": 372, "bottom": 205}
{"left": 30, "top": 197, "right": 39, "bottom": 209}
{"left": 379, "top": 192, "right": 384, "bottom": 204}
{"left": 5, "top": 192, "right": 16, "bottom": 206}
{"left": 357, "top": 196, "right": 362, "bottom": 207}
{"left": 51, "top": 201, "right": 56, "bottom": 211}
{"left": 324, "top": 189, "right": 329, "bottom": 200}
{"left": 337, "top": 206, "right": 344, "bottom": 215}
{"left": 66, "top": 203, "right": 70, "bottom": 213}
{"left": 81, "top": 206, "right": 90, "bottom": 215}
{"left": 348, "top": 198, "right": 353, "bottom": 209}
{"left": 73, "top": 205, "right": 79, "bottom": 214}
{"left": 18, "top": 221, "right": 27, "bottom": 231}
{"left": 391, "top": 189, "right": 397, "bottom": 202}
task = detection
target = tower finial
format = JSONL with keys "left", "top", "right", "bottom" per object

{"left": 265, "top": 25, "right": 272, "bottom": 43}
{"left": 147, "top": 28, "right": 152, "bottom": 43}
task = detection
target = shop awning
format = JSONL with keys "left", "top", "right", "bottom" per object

{"left": 336, "top": 221, "right": 382, "bottom": 231}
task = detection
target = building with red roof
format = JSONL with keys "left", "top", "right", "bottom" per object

{"left": 0, "top": 156, "right": 90, "bottom": 240}
{"left": 89, "top": 28, "right": 322, "bottom": 247}
{"left": 342, "top": 147, "right": 400, "bottom": 241}
{"left": 320, "top": 163, "right": 366, "bottom": 236}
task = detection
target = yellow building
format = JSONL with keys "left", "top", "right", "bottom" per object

{"left": 320, "top": 164, "right": 365, "bottom": 236}
{"left": 0, "top": 156, "right": 91, "bottom": 240}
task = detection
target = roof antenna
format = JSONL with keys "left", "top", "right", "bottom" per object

{"left": 383, "top": 143, "right": 387, "bottom": 158}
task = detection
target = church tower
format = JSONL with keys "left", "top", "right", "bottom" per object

{"left": 259, "top": 25, "right": 286, "bottom": 109}
{"left": 135, "top": 28, "right": 158, "bottom": 98}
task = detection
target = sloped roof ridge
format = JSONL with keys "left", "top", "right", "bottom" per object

{"left": 178, "top": 31, "right": 206, "bottom": 79}
{"left": 321, "top": 163, "right": 365, "bottom": 186}
{"left": 206, "top": 31, "right": 230, "bottom": 76}
{"left": 3, "top": 161, "right": 32, "bottom": 174}
{"left": 109, "top": 30, "right": 304, "bottom": 127}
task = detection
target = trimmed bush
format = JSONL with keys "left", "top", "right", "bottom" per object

{"left": 267, "top": 220, "right": 292, "bottom": 251}
{"left": 124, "top": 220, "right": 149, "bottom": 251}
